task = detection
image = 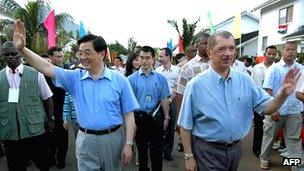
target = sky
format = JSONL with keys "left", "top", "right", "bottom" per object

{"left": 15, "top": 0, "right": 266, "bottom": 48}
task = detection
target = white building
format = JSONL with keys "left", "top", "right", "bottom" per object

{"left": 0, "top": 4, "right": 13, "bottom": 20}
{"left": 253, "top": 0, "right": 304, "bottom": 55}
{"left": 214, "top": 11, "right": 260, "bottom": 57}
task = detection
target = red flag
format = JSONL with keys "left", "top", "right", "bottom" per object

{"left": 178, "top": 34, "right": 184, "bottom": 53}
{"left": 44, "top": 10, "right": 56, "bottom": 48}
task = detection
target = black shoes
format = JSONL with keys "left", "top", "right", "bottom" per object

{"left": 164, "top": 155, "right": 173, "bottom": 161}
{"left": 56, "top": 162, "right": 66, "bottom": 169}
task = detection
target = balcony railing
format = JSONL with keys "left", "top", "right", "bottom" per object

{"left": 0, "top": 4, "right": 14, "bottom": 16}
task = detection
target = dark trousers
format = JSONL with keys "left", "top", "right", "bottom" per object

{"left": 252, "top": 111, "right": 264, "bottom": 155}
{"left": 163, "top": 102, "right": 176, "bottom": 157}
{"left": 45, "top": 119, "right": 68, "bottom": 164}
{"left": 3, "top": 134, "right": 49, "bottom": 171}
{"left": 135, "top": 112, "right": 164, "bottom": 171}
{"left": 193, "top": 136, "right": 242, "bottom": 171}
{"left": 0, "top": 141, "right": 5, "bottom": 157}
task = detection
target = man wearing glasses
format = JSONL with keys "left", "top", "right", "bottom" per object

{"left": 13, "top": 19, "right": 139, "bottom": 171}
{"left": 0, "top": 41, "right": 54, "bottom": 170}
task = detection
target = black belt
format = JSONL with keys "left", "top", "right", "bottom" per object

{"left": 79, "top": 125, "right": 121, "bottom": 135}
{"left": 208, "top": 140, "right": 240, "bottom": 147}
{"left": 198, "top": 137, "right": 240, "bottom": 148}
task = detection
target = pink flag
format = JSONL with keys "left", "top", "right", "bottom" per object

{"left": 44, "top": 10, "right": 56, "bottom": 48}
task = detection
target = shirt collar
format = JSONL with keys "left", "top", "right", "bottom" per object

{"left": 6, "top": 63, "right": 23, "bottom": 74}
{"left": 278, "top": 59, "right": 295, "bottom": 67}
{"left": 209, "top": 66, "right": 233, "bottom": 84}
{"left": 80, "top": 65, "right": 113, "bottom": 81}
{"left": 138, "top": 67, "right": 155, "bottom": 76}
{"left": 159, "top": 64, "right": 173, "bottom": 72}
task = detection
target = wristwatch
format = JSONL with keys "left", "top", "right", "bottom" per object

{"left": 125, "top": 141, "right": 133, "bottom": 146}
{"left": 165, "top": 116, "right": 170, "bottom": 119}
{"left": 48, "top": 116, "right": 55, "bottom": 120}
{"left": 184, "top": 153, "right": 194, "bottom": 160}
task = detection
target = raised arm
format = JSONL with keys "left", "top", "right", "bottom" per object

{"left": 264, "top": 67, "right": 300, "bottom": 114}
{"left": 13, "top": 19, "right": 55, "bottom": 77}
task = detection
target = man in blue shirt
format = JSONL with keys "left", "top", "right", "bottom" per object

{"left": 13, "top": 19, "right": 139, "bottom": 171}
{"left": 177, "top": 31, "right": 299, "bottom": 171}
{"left": 128, "top": 46, "right": 170, "bottom": 171}
{"left": 259, "top": 41, "right": 304, "bottom": 170}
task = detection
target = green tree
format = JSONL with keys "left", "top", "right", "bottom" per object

{"left": 0, "top": 0, "right": 73, "bottom": 55}
{"left": 127, "top": 37, "right": 137, "bottom": 53}
{"left": 167, "top": 17, "right": 200, "bottom": 52}
{"left": 108, "top": 41, "right": 128, "bottom": 55}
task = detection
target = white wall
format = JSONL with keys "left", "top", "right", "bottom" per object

{"left": 0, "top": 12, "right": 12, "bottom": 20}
{"left": 257, "top": 0, "right": 304, "bottom": 55}
{"left": 215, "top": 14, "right": 259, "bottom": 34}
{"left": 243, "top": 38, "right": 258, "bottom": 57}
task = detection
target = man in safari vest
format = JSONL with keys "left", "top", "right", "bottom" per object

{"left": 0, "top": 41, "right": 54, "bottom": 171}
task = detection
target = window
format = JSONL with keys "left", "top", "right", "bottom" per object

{"left": 279, "top": 6, "right": 293, "bottom": 24}
{"left": 301, "top": 47, "right": 304, "bottom": 53}
{"left": 262, "top": 36, "right": 267, "bottom": 50}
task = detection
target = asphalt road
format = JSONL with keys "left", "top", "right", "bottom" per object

{"left": 0, "top": 127, "right": 290, "bottom": 171}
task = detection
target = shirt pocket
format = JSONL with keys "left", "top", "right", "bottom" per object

{"left": 26, "top": 114, "right": 45, "bottom": 134}
{"left": 98, "top": 97, "right": 120, "bottom": 113}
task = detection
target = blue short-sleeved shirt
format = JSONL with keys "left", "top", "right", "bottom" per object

{"left": 177, "top": 67, "right": 272, "bottom": 143}
{"left": 263, "top": 60, "right": 303, "bottom": 115}
{"left": 128, "top": 69, "right": 170, "bottom": 112}
{"left": 52, "top": 66, "right": 140, "bottom": 130}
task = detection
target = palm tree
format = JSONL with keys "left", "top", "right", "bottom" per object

{"left": 167, "top": 17, "right": 200, "bottom": 52}
{"left": 0, "top": 0, "right": 73, "bottom": 54}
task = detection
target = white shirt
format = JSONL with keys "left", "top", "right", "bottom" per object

{"left": 232, "top": 60, "right": 248, "bottom": 74}
{"left": 251, "top": 62, "right": 272, "bottom": 87}
{"left": 112, "top": 66, "right": 125, "bottom": 75}
{"left": 5, "top": 64, "right": 53, "bottom": 100}
{"left": 155, "top": 64, "right": 181, "bottom": 94}
{"left": 296, "top": 72, "right": 304, "bottom": 93}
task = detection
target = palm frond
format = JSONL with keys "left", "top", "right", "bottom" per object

{"left": 167, "top": 19, "right": 180, "bottom": 34}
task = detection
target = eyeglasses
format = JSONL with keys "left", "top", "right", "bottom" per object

{"left": 76, "top": 49, "right": 97, "bottom": 57}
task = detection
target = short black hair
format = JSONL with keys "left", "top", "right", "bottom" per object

{"left": 77, "top": 34, "right": 107, "bottom": 55}
{"left": 283, "top": 41, "right": 297, "bottom": 50}
{"left": 141, "top": 46, "right": 155, "bottom": 57}
{"left": 48, "top": 46, "right": 62, "bottom": 56}
{"left": 193, "top": 32, "right": 210, "bottom": 44}
{"left": 244, "top": 57, "right": 253, "bottom": 65}
{"left": 264, "top": 45, "right": 277, "bottom": 54}
{"left": 175, "top": 53, "right": 185, "bottom": 60}
{"left": 41, "top": 54, "right": 49, "bottom": 58}
{"left": 160, "top": 47, "right": 172, "bottom": 58}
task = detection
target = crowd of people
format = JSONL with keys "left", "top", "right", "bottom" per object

{"left": 0, "top": 19, "right": 303, "bottom": 171}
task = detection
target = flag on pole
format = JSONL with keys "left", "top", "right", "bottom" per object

{"left": 231, "top": 0, "right": 241, "bottom": 39}
{"left": 79, "top": 21, "right": 87, "bottom": 38}
{"left": 178, "top": 34, "right": 184, "bottom": 53}
{"left": 167, "top": 38, "right": 173, "bottom": 51}
{"left": 43, "top": 10, "right": 56, "bottom": 48}
{"left": 207, "top": 11, "right": 216, "bottom": 34}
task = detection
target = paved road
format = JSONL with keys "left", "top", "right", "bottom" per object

{"left": 0, "top": 127, "right": 290, "bottom": 171}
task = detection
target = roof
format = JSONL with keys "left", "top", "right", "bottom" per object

{"left": 215, "top": 11, "right": 259, "bottom": 29}
{"left": 253, "top": 0, "right": 281, "bottom": 11}
{"left": 0, "top": 4, "right": 13, "bottom": 16}
{"left": 235, "top": 31, "right": 259, "bottom": 46}
{"left": 282, "top": 25, "right": 304, "bottom": 40}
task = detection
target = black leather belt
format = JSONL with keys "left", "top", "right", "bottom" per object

{"left": 79, "top": 125, "right": 121, "bottom": 135}
{"left": 209, "top": 140, "right": 240, "bottom": 147}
